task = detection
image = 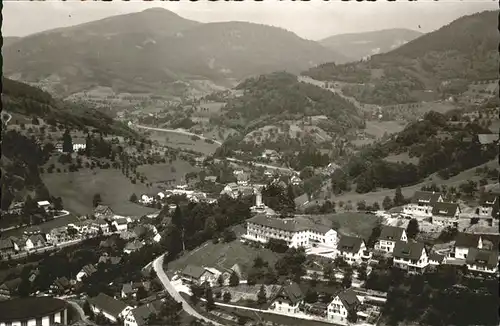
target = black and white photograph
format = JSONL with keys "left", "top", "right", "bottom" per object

{"left": 1, "top": 0, "right": 499, "bottom": 325}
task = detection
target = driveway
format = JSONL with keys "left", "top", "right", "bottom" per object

{"left": 152, "top": 254, "right": 223, "bottom": 326}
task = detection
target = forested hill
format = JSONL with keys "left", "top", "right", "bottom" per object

{"left": 302, "top": 10, "right": 499, "bottom": 105}
{"left": 334, "top": 111, "right": 497, "bottom": 194}
{"left": 2, "top": 77, "right": 137, "bottom": 138}
{"left": 219, "top": 72, "right": 364, "bottom": 132}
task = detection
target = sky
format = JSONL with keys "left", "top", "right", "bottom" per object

{"left": 3, "top": 0, "right": 498, "bottom": 40}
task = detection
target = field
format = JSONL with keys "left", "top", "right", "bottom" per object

{"left": 329, "top": 159, "right": 499, "bottom": 209}
{"left": 220, "top": 284, "right": 282, "bottom": 303}
{"left": 137, "top": 160, "right": 199, "bottom": 185}
{"left": 42, "top": 169, "right": 159, "bottom": 216}
{"left": 148, "top": 130, "right": 220, "bottom": 155}
{"left": 365, "top": 121, "right": 405, "bottom": 138}
{"left": 1, "top": 214, "right": 80, "bottom": 238}
{"left": 193, "top": 102, "right": 226, "bottom": 117}
{"left": 165, "top": 239, "right": 283, "bottom": 278}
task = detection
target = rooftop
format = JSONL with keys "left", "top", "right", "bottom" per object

{"left": 247, "top": 214, "right": 331, "bottom": 234}
{"left": 393, "top": 241, "right": 426, "bottom": 260}
{"left": 87, "top": 293, "right": 129, "bottom": 319}
{"left": 0, "top": 297, "right": 67, "bottom": 322}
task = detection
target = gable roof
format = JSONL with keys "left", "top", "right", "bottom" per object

{"left": 428, "top": 252, "right": 445, "bottom": 263}
{"left": 411, "top": 191, "right": 442, "bottom": 204}
{"left": 465, "top": 248, "right": 498, "bottom": 269}
{"left": 130, "top": 301, "right": 163, "bottom": 326}
{"left": 0, "top": 239, "right": 15, "bottom": 251}
{"left": 28, "top": 234, "right": 46, "bottom": 245}
{"left": 80, "top": 264, "right": 98, "bottom": 276}
{"left": 94, "top": 205, "right": 113, "bottom": 215}
{"left": 115, "top": 218, "right": 128, "bottom": 225}
{"left": 181, "top": 265, "right": 206, "bottom": 279}
{"left": 0, "top": 278, "right": 22, "bottom": 292}
{"left": 379, "top": 226, "right": 405, "bottom": 241}
{"left": 88, "top": 293, "right": 129, "bottom": 319}
{"left": 337, "top": 288, "right": 360, "bottom": 311}
{"left": 124, "top": 240, "right": 144, "bottom": 251}
{"left": 432, "top": 202, "right": 460, "bottom": 217}
{"left": 455, "top": 233, "right": 500, "bottom": 251}
{"left": 393, "top": 241, "right": 426, "bottom": 260}
{"left": 337, "top": 235, "right": 364, "bottom": 254}
{"left": 247, "top": 214, "right": 331, "bottom": 234}
{"left": 278, "top": 282, "right": 303, "bottom": 305}
{"left": 480, "top": 193, "right": 498, "bottom": 207}
{"left": 53, "top": 277, "right": 71, "bottom": 289}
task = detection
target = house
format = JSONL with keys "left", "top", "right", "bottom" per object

{"left": 73, "top": 141, "right": 86, "bottom": 152}
{"left": 48, "top": 227, "right": 70, "bottom": 244}
{"left": 290, "top": 175, "right": 302, "bottom": 186}
{"left": 25, "top": 234, "right": 46, "bottom": 251}
{"left": 76, "top": 264, "right": 98, "bottom": 282}
{"left": 55, "top": 143, "right": 63, "bottom": 152}
{"left": 121, "top": 281, "right": 151, "bottom": 299}
{"left": 0, "top": 238, "right": 20, "bottom": 259}
{"left": 124, "top": 300, "right": 164, "bottom": 326}
{"left": 194, "top": 156, "right": 206, "bottom": 167}
{"left": 237, "top": 173, "right": 250, "bottom": 186}
{"left": 94, "top": 205, "right": 114, "bottom": 219}
{"left": 478, "top": 193, "right": 499, "bottom": 217}
{"left": 0, "top": 278, "right": 22, "bottom": 297}
{"left": 87, "top": 293, "right": 132, "bottom": 323}
{"left": 204, "top": 176, "right": 217, "bottom": 183}
{"left": 243, "top": 214, "right": 338, "bottom": 249}
{"left": 392, "top": 241, "right": 429, "bottom": 273}
{"left": 336, "top": 236, "right": 369, "bottom": 265}
{"left": 374, "top": 226, "right": 407, "bottom": 254}
{"left": 327, "top": 289, "right": 361, "bottom": 326}
{"left": 140, "top": 195, "right": 154, "bottom": 205}
{"left": 452, "top": 232, "right": 499, "bottom": 259}
{"left": 113, "top": 218, "right": 129, "bottom": 232}
{"left": 180, "top": 265, "right": 211, "bottom": 285}
{"left": 431, "top": 202, "right": 461, "bottom": 227}
{"left": 92, "top": 220, "right": 110, "bottom": 234}
{"left": 51, "top": 277, "right": 72, "bottom": 294}
{"left": 402, "top": 191, "right": 443, "bottom": 217}
{"left": 269, "top": 282, "right": 304, "bottom": 315}
{"left": 98, "top": 254, "right": 122, "bottom": 265}
{"left": 124, "top": 240, "right": 144, "bottom": 254}
{"left": 261, "top": 149, "right": 280, "bottom": 161}
{"left": 428, "top": 252, "right": 446, "bottom": 266}
{"left": 157, "top": 192, "right": 166, "bottom": 200}
{"left": 465, "top": 248, "right": 498, "bottom": 274}
{"left": 37, "top": 200, "right": 51, "bottom": 212}
{"left": 8, "top": 201, "right": 24, "bottom": 214}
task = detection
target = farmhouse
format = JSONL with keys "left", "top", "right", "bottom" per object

{"left": 452, "top": 232, "right": 499, "bottom": 259}
{"left": 465, "top": 248, "right": 498, "bottom": 274}
{"left": 327, "top": 288, "right": 361, "bottom": 326}
{"left": 76, "top": 264, "right": 98, "bottom": 282}
{"left": 124, "top": 300, "right": 163, "bottom": 326}
{"left": 392, "top": 241, "right": 429, "bottom": 274}
{"left": 336, "top": 236, "right": 370, "bottom": 265}
{"left": 431, "top": 202, "right": 461, "bottom": 227}
{"left": 374, "top": 226, "right": 407, "bottom": 254}
{"left": 268, "top": 282, "right": 304, "bottom": 315}
{"left": 180, "top": 265, "right": 212, "bottom": 285}
{"left": 478, "top": 193, "right": 498, "bottom": 217}
{"left": 242, "top": 214, "right": 338, "bottom": 249}
{"left": 402, "top": 191, "right": 443, "bottom": 217}
{"left": 87, "top": 293, "right": 132, "bottom": 323}
{"left": 94, "top": 205, "right": 114, "bottom": 219}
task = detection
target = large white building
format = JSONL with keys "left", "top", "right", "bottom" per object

{"left": 242, "top": 214, "right": 338, "bottom": 249}
{"left": 402, "top": 191, "right": 443, "bottom": 217}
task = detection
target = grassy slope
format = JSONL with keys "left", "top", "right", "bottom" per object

{"left": 148, "top": 131, "right": 220, "bottom": 155}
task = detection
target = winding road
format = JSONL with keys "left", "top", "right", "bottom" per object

{"left": 152, "top": 254, "right": 222, "bottom": 326}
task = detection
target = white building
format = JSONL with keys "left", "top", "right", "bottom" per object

{"left": 374, "top": 226, "right": 407, "bottom": 254}
{"left": 478, "top": 193, "right": 498, "bottom": 217}
{"left": 431, "top": 202, "right": 461, "bottom": 227}
{"left": 336, "top": 236, "right": 370, "bottom": 265}
{"left": 465, "top": 248, "right": 498, "bottom": 274}
{"left": 73, "top": 142, "right": 86, "bottom": 152}
{"left": 402, "top": 191, "right": 443, "bottom": 217}
{"left": 392, "top": 241, "right": 429, "bottom": 274}
{"left": 87, "top": 293, "right": 132, "bottom": 323}
{"left": 112, "top": 218, "right": 129, "bottom": 232}
{"left": 242, "top": 214, "right": 338, "bottom": 249}
{"left": 140, "top": 195, "right": 154, "bottom": 205}
{"left": 37, "top": 200, "right": 51, "bottom": 212}
{"left": 327, "top": 289, "right": 361, "bottom": 325}
{"left": 269, "top": 282, "right": 303, "bottom": 315}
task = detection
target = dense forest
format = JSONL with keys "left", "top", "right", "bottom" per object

{"left": 220, "top": 72, "right": 363, "bottom": 132}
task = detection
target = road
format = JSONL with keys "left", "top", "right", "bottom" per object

{"left": 65, "top": 300, "right": 97, "bottom": 326}
{"left": 134, "top": 124, "right": 223, "bottom": 145}
{"left": 152, "top": 254, "right": 222, "bottom": 326}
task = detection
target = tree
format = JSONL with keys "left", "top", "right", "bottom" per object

{"left": 357, "top": 263, "right": 368, "bottom": 281}
{"left": 205, "top": 285, "right": 215, "bottom": 311}
{"left": 304, "top": 288, "right": 318, "bottom": 303}
{"left": 92, "top": 193, "right": 102, "bottom": 208}
{"left": 222, "top": 229, "right": 236, "bottom": 243}
{"left": 342, "top": 268, "right": 353, "bottom": 288}
{"left": 347, "top": 309, "right": 358, "bottom": 323}
{"left": 229, "top": 272, "right": 240, "bottom": 287}
{"left": 367, "top": 223, "right": 382, "bottom": 248}
{"left": 223, "top": 291, "right": 232, "bottom": 303}
{"left": 406, "top": 218, "right": 419, "bottom": 239}
{"left": 83, "top": 300, "right": 94, "bottom": 318}
{"left": 323, "top": 263, "right": 336, "bottom": 285}
{"left": 136, "top": 285, "right": 148, "bottom": 300}
{"left": 129, "top": 193, "right": 138, "bottom": 203}
{"left": 62, "top": 129, "right": 73, "bottom": 153}
{"left": 382, "top": 196, "right": 393, "bottom": 210}
{"left": 53, "top": 197, "right": 63, "bottom": 211}
{"left": 257, "top": 285, "right": 267, "bottom": 305}
{"left": 393, "top": 186, "right": 405, "bottom": 206}
{"left": 372, "top": 202, "right": 381, "bottom": 211}
{"left": 217, "top": 274, "right": 224, "bottom": 287}
{"left": 357, "top": 200, "right": 367, "bottom": 211}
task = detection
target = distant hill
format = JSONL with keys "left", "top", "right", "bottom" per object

{"left": 2, "top": 77, "right": 137, "bottom": 138}
{"left": 2, "top": 8, "right": 345, "bottom": 97}
{"left": 320, "top": 28, "right": 423, "bottom": 62}
{"left": 304, "top": 10, "right": 499, "bottom": 105}
{"left": 3, "top": 36, "right": 21, "bottom": 47}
